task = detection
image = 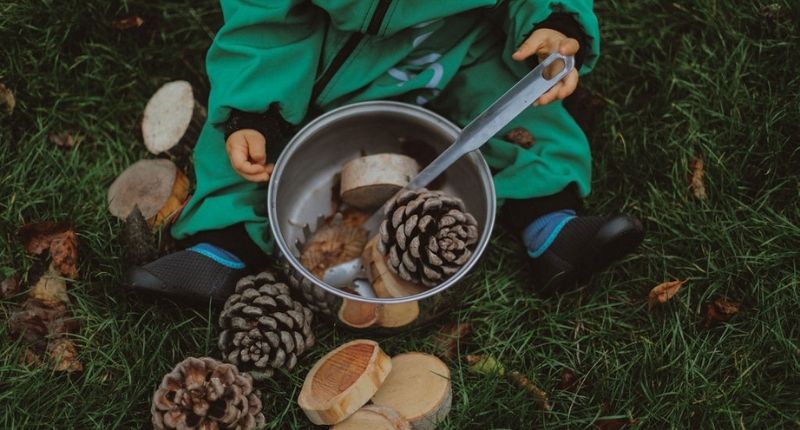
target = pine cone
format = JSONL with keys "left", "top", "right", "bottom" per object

{"left": 287, "top": 269, "right": 341, "bottom": 317}
{"left": 218, "top": 271, "right": 315, "bottom": 380}
{"left": 151, "top": 357, "right": 265, "bottom": 430}
{"left": 379, "top": 189, "right": 480, "bottom": 288}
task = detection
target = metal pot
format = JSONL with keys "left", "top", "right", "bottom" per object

{"left": 268, "top": 101, "right": 496, "bottom": 332}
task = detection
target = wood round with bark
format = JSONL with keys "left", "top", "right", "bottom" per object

{"left": 298, "top": 339, "right": 392, "bottom": 425}
{"left": 340, "top": 154, "right": 419, "bottom": 209}
{"left": 371, "top": 352, "right": 452, "bottom": 430}
{"left": 332, "top": 405, "right": 411, "bottom": 430}
{"left": 142, "top": 80, "right": 206, "bottom": 155}
{"left": 107, "top": 159, "right": 190, "bottom": 228}
{"left": 362, "top": 236, "right": 421, "bottom": 328}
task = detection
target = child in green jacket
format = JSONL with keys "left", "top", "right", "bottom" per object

{"left": 128, "top": 0, "right": 644, "bottom": 302}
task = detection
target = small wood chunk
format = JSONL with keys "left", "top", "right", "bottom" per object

{"left": 338, "top": 297, "right": 380, "bottom": 328}
{"left": 142, "top": 80, "right": 206, "bottom": 155}
{"left": 299, "top": 340, "right": 392, "bottom": 425}
{"left": 332, "top": 405, "right": 411, "bottom": 430}
{"left": 107, "top": 159, "right": 189, "bottom": 227}
{"left": 340, "top": 154, "right": 419, "bottom": 209}
{"left": 362, "top": 237, "right": 421, "bottom": 328}
{"left": 371, "top": 353, "right": 452, "bottom": 430}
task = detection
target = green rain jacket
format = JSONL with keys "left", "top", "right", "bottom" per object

{"left": 206, "top": 0, "right": 599, "bottom": 127}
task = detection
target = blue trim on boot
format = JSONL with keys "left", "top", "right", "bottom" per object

{"left": 522, "top": 210, "right": 577, "bottom": 258}
{"left": 188, "top": 243, "right": 246, "bottom": 269}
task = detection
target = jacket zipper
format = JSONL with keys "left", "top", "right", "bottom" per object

{"left": 311, "top": 0, "right": 392, "bottom": 103}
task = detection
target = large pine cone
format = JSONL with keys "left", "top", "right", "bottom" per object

{"left": 151, "top": 357, "right": 265, "bottom": 430}
{"left": 218, "top": 271, "right": 315, "bottom": 380}
{"left": 287, "top": 269, "right": 341, "bottom": 317}
{"left": 379, "top": 189, "right": 480, "bottom": 288}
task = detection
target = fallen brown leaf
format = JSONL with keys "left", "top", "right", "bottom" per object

{"left": 508, "top": 371, "right": 552, "bottom": 411}
{"left": 505, "top": 127, "right": 535, "bottom": 149}
{"left": 48, "top": 130, "right": 80, "bottom": 149}
{"left": 701, "top": 298, "right": 740, "bottom": 328}
{"left": 1, "top": 273, "right": 20, "bottom": 298}
{"left": 555, "top": 368, "right": 578, "bottom": 392}
{"left": 50, "top": 230, "right": 78, "bottom": 279}
{"left": 0, "top": 83, "right": 15, "bottom": 114}
{"left": 111, "top": 16, "right": 144, "bottom": 30}
{"left": 19, "top": 222, "right": 78, "bottom": 278}
{"left": 29, "top": 266, "right": 69, "bottom": 306}
{"left": 433, "top": 321, "right": 472, "bottom": 360}
{"left": 19, "top": 221, "right": 72, "bottom": 254}
{"left": 9, "top": 298, "right": 67, "bottom": 345}
{"left": 47, "top": 337, "right": 83, "bottom": 373}
{"left": 689, "top": 156, "right": 707, "bottom": 200}
{"left": 647, "top": 279, "right": 687, "bottom": 310}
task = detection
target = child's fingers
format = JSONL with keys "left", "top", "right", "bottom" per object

{"left": 228, "top": 143, "right": 263, "bottom": 175}
{"left": 557, "top": 69, "right": 579, "bottom": 99}
{"left": 247, "top": 136, "right": 267, "bottom": 165}
{"left": 558, "top": 38, "right": 580, "bottom": 56}
{"left": 512, "top": 36, "right": 543, "bottom": 61}
{"left": 240, "top": 169, "right": 270, "bottom": 183}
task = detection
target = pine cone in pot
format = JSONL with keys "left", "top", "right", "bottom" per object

{"left": 379, "top": 189, "right": 480, "bottom": 288}
{"left": 218, "top": 271, "right": 315, "bottom": 380}
{"left": 151, "top": 356, "right": 265, "bottom": 430}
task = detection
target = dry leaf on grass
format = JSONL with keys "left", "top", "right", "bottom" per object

{"left": 47, "top": 337, "right": 83, "bottom": 373}
{"left": 689, "top": 156, "right": 707, "bottom": 200}
{"left": 111, "top": 16, "right": 144, "bottom": 30}
{"left": 19, "top": 222, "right": 78, "bottom": 278}
{"left": 701, "top": 298, "right": 740, "bottom": 328}
{"left": 0, "top": 83, "right": 15, "bottom": 114}
{"left": 29, "top": 267, "right": 69, "bottom": 306}
{"left": 433, "top": 321, "right": 472, "bottom": 360}
{"left": 466, "top": 354, "right": 505, "bottom": 376}
{"left": 555, "top": 368, "right": 578, "bottom": 392}
{"left": 1, "top": 273, "right": 20, "bottom": 298}
{"left": 508, "top": 371, "right": 552, "bottom": 411}
{"left": 49, "top": 130, "right": 80, "bottom": 149}
{"left": 647, "top": 279, "right": 687, "bottom": 309}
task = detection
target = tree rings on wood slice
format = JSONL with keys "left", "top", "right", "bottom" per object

{"left": 340, "top": 154, "right": 419, "bottom": 209}
{"left": 299, "top": 339, "right": 392, "bottom": 425}
{"left": 362, "top": 237, "right": 421, "bottom": 328}
{"left": 332, "top": 405, "right": 411, "bottom": 430}
{"left": 107, "top": 159, "right": 189, "bottom": 228}
{"left": 142, "top": 80, "right": 206, "bottom": 155}
{"left": 371, "top": 353, "right": 452, "bottom": 430}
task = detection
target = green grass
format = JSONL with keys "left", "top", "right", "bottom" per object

{"left": 1, "top": 0, "right": 799, "bottom": 428}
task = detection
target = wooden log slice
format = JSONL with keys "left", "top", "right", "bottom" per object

{"left": 337, "top": 297, "right": 380, "bottom": 329}
{"left": 298, "top": 340, "right": 392, "bottom": 425}
{"left": 142, "top": 80, "right": 206, "bottom": 155}
{"left": 362, "top": 237, "right": 421, "bottom": 328}
{"left": 107, "top": 159, "right": 188, "bottom": 228}
{"left": 332, "top": 405, "right": 411, "bottom": 430}
{"left": 371, "top": 352, "right": 452, "bottom": 430}
{"left": 340, "top": 154, "right": 419, "bottom": 209}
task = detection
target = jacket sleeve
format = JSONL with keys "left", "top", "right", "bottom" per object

{"left": 505, "top": 0, "right": 600, "bottom": 74}
{"left": 206, "top": 0, "right": 324, "bottom": 138}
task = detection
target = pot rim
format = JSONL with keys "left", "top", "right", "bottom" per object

{"left": 268, "top": 100, "right": 496, "bottom": 304}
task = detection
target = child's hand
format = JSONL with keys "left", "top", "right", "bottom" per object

{"left": 226, "top": 129, "right": 274, "bottom": 182}
{"left": 512, "top": 28, "right": 580, "bottom": 106}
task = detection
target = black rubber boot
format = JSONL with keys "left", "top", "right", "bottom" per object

{"left": 530, "top": 214, "right": 644, "bottom": 294}
{"left": 126, "top": 249, "right": 246, "bottom": 305}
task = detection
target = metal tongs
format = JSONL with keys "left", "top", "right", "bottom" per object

{"left": 325, "top": 52, "right": 576, "bottom": 293}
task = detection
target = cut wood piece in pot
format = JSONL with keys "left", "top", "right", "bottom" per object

{"left": 332, "top": 405, "right": 411, "bottom": 430}
{"left": 362, "top": 237, "right": 421, "bottom": 328}
{"left": 371, "top": 352, "right": 452, "bottom": 430}
{"left": 142, "top": 80, "right": 206, "bottom": 155}
{"left": 107, "top": 159, "right": 190, "bottom": 228}
{"left": 298, "top": 339, "right": 392, "bottom": 425}
{"left": 337, "top": 296, "right": 380, "bottom": 329}
{"left": 340, "top": 154, "right": 420, "bottom": 209}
